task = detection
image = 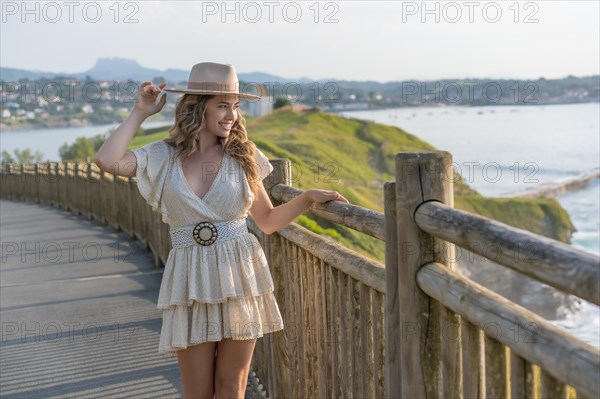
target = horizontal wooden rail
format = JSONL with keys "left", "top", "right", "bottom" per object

{"left": 417, "top": 262, "right": 600, "bottom": 398}
{"left": 414, "top": 200, "right": 600, "bottom": 306}
{"left": 270, "top": 183, "right": 385, "bottom": 241}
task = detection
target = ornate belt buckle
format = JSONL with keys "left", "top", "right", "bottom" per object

{"left": 193, "top": 221, "right": 218, "bottom": 246}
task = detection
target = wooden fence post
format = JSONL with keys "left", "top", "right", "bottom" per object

{"left": 47, "top": 162, "right": 53, "bottom": 206}
{"left": 260, "top": 157, "right": 292, "bottom": 399}
{"left": 20, "top": 163, "right": 26, "bottom": 203}
{"left": 86, "top": 163, "right": 93, "bottom": 220}
{"left": 113, "top": 172, "right": 120, "bottom": 231}
{"left": 100, "top": 169, "right": 107, "bottom": 224}
{"left": 63, "top": 161, "right": 70, "bottom": 211}
{"left": 391, "top": 151, "right": 461, "bottom": 398}
{"left": 384, "top": 181, "right": 401, "bottom": 398}
{"left": 34, "top": 163, "right": 40, "bottom": 203}
{"left": 73, "top": 163, "right": 80, "bottom": 215}
{"left": 128, "top": 176, "right": 135, "bottom": 239}
{"left": 55, "top": 162, "right": 61, "bottom": 209}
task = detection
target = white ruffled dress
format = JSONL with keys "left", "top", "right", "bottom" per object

{"left": 131, "top": 140, "right": 284, "bottom": 356}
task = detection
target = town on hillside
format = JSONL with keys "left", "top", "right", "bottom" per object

{"left": 1, "top": 68, "right": 598, "bottom": 131}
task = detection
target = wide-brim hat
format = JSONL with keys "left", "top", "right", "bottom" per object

{"left": 161, "top": 62, "right": 261, "bottom": 100}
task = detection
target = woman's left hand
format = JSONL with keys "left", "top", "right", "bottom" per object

{"left": 306, "top": 189, "right": 350, "bottom": 207}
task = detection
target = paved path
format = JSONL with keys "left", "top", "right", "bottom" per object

{"left": 0, "top": 200, "right": 263, "bottom": 399}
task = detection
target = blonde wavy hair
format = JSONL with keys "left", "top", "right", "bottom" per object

{"left": 163, "top": 94, "right": 264, "bottom": 207}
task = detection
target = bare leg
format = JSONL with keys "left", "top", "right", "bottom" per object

{"left": 214, "top": 338, "right": 257, "bottom": 399}
{"left": 177, "top": 341, "right": 218, "bottom": 399}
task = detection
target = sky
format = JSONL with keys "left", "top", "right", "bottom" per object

{"left": 1, "top": 0, "right": 599, "bottom": 83}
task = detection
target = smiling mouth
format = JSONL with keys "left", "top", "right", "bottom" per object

{"left": 219, "top": 122, "right": 232, "bottom": 130}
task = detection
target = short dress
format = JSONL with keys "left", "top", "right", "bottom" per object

{"left": 131, "top": 139, "right": 285, "bottom": 356}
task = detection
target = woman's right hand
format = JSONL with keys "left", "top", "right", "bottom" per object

{"left": 306, "top": 189, "right": 350, "bottom": 207}
{"left": 134, "top": 81, "right": 167, "bottom": 118}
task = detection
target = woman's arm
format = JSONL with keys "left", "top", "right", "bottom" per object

{"left": 94, "top": 110, "right": 146, "bottom": 177}
{"left": 94, "top": 82, "right": 166, "bottom": 177}
{"left": 249, "top": 183, "right": 349, "bottom": 235}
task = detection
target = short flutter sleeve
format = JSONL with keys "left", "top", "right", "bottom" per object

{"left": 131, "top": 140, "right": 172, "bottom": 219}
{"left": 255, "top": 147, "right": 274, "bottom": 182}
{"left": 242, "top": 147, "right": 274, "bottom": 209}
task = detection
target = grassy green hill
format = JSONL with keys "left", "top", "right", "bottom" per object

{"left": 130, "top": 105, "right": 575, "bottom": 263}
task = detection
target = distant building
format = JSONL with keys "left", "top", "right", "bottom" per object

{"left": 81, "top": 104, "right": 94, "bottom": 114}
{"left": 23, "top": 94, "right": 37, "bottom": 104}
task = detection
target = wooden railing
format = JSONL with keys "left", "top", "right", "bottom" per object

{"left": 250, "top": 158, "right": 387, "bottom": 398}
{"left": 383, "top": 152, "right": 599, "bottom": 399}
{"left": 1, "top": 151, "right": 598, "bottom": 399}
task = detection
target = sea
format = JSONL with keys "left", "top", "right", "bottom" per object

{"left": 0, "top": 118, "right": 172, "bottom": 161}
{"left": 1, "top": 103, "right": 598, "bottom": 348}
{"left": 338, "top": 102, "right": 599, "bottom": 349}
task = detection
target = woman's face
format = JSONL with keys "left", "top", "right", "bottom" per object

{"left": 202, "top": 94, "right": 240, "bottom": 140}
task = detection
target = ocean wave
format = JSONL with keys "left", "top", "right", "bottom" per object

{"left": 572, "top": 231, "right": 600, "bottom": 239}
{"left": 552, "top": 300, "right": 599, "bottom": 348}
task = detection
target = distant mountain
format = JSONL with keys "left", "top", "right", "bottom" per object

{"left": 1, "top": 58, "right": 190, "bottom": 83}
{"left": 237, "top": 71, "right": 294, "bottom": 83}
{"left": 0, "top": 67, "right": 53, "bottom": 81}
{"left": 79, "top": 57, "right": 186, "bottom": 82}
{"left": 1, "top": 58, "right": 296, "bottom": 84}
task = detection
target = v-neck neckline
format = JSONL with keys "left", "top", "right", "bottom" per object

{"left": 177, "top": 153, "right": 227, "bottom": 203}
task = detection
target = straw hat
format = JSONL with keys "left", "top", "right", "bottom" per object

{"left": 160, "top": 62, "right": 260, "bottom": 99}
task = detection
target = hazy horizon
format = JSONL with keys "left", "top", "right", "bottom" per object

{"left": 1, "top": 1, "right": 598, "bottom": 84}
{"left": 2, "top": 56, "right": 598, "bottom": 84}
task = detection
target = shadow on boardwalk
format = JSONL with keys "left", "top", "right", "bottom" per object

{"left": 0, "top": 200, "right": 263, "bottom": 399}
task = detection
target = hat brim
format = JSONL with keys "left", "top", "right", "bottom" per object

{"left": 163, "top": 88, "right": 260, "bottom": 100}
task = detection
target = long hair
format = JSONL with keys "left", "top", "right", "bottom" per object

{"left": 163, "top": 94, "right": 263, "bottom": 207}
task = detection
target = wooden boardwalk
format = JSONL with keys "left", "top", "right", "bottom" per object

{"left": 0, "top": 200, "right": 263, "bottom": 399}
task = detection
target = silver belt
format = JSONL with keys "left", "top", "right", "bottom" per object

{"left": 170, "top": 218, "right": 248, "bottom": 248}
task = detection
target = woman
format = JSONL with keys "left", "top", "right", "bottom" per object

{"left": 95, "top": 62, "right": 349, "bottom": 399}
